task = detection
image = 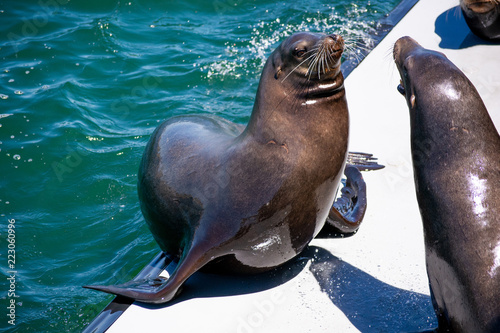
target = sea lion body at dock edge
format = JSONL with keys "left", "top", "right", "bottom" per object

{"left": 394, "top": 36, "right": 500, "bottom": 332}
{"left": 86, "top": 32, "right": 355, "bottom": 304}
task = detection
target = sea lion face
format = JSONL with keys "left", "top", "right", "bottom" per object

{"left": 460, "top": 0, "right": 500, "bottom": 41}
{"left": 393, "top": 36, "right": 451, "bottom": 112}
{"left": 272, "top": 32, "right": 345, "bottom": 100}
{"left": 393, "top": 36, "right": 427, "bottom": 110}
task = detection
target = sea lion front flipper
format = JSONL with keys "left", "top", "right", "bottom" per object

{"left": 346, "top": 151, "right": 384, "bottom": 171}
{"left": 323, "top": 152, "right": 382, "bottom": 234}
{"left": 326, "top": 165, "right": 367, "bottom": 234}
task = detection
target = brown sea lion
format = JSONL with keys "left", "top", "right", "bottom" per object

{"left": 394, "top": 36, "right": 500, "bottom": 332}
{"left": 85, "top": 32, "right": 369, "bottom": 304}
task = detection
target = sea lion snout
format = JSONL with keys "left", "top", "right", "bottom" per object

{"left": 305, "top": 33, "right": 344, "bottom": 79}
{"left": 393, "top": 36, "right": 420, "bottom": 63}
{"left": 393, "top": 37, "right": 418, "bottom": 99}
{"left": 324, "top": 34, "right": 344, "bottom": 50}
{"left": 277, "top": 32, "right": 345, "bottom": 93}
{"left": 462, "top": 0, "right": 497, "bottom": 13}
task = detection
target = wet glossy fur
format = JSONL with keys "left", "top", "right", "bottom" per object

{"left": 394, "top": 36, "right": 500, "bottom": 332}
{"left": 86, "top": 32, "right": 351, "bottom": 304}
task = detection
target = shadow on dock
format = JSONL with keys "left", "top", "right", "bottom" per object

{"left": 435, "top": 6, "right": 496, "bottom": 49}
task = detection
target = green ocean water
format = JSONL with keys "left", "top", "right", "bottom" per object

{"left": 0, "top": 0, "right": 400, "bottom": 331}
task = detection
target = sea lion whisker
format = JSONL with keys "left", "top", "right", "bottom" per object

{"left": 344, "top": 42, "right": 368, "bottom": 54}
{"left": 323, "top": 52, "right": 330, "bottom": 75}
{"left": 300, "top": 47, "right": 320, "bottom": 61}
{"left": 300, "top": 47, "right": 320, "bottom": 64}
{"left": 308, "top": 58, "right": 320, "bottom": 80}
{"left": 325, "top": 47, "right": 334, "bottom": 62}
{"left": 342, "top": 43, "right": 355, "bottom": 53}
{"left": 317, "top": 49, "right": 325, "bottom": 79}
{"left": 281, "top": 52, "right": 317, "bottom": 83}
{"left": 327, "top": 54, "right": 340, "bottom": 70}
{"left": 342, "top": 38, "right": 358, "bottom": 49}
{"left": 344, "top": 49, "right": 364, "bottom": 64}
{"left": 323, "top": 46, "right": 330, "bottom": 72}
{"left": 326, "top": 44, "right": 336, "bottom": 70}
{"left": 309, "top": 48, "right": 322, "bottom": 73}
{"left": 326, "top": 44, "right": 336, "bottom": 61}
{"left": 315, "top": 44, "right": 328, "bottom": 72}
{"left": 321, "top": 57, "right": 326, "bottom": 78}
{"left": 306, "top": 42, "right": 338, "bottom": 80}
{"left": 307, "top": 51, "right": 321, "bottom": 80}
{"left": 319, "top": 44, "right": 336, "bottom": 78}
{"left": 343, "top": 40, "right": 369, "bottom": 60}
{"left": 342, "top": 45, "right": 362, "bottom": 59}
{"left": 304, "top": 46, "right": 320, "bottom": 55}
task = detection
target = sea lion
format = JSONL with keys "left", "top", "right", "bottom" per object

{"left": 460, "top": 0, "right": 500, "bottom": 42}
{"left": 394, "top": 36, "right": 500, "bottom": 332}
{"left": 85, "top": 32, "right": 367, "bottom": 304}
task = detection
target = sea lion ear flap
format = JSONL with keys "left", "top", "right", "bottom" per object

{"left": 272, "top": 51, "right": 283, "bottom": 80}
{"left": 274, "top": 68, "right": 282, "bottom": 80}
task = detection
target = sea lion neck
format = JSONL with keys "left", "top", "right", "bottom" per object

{"left": 239, "top": 51, "right": 345, "bottom": 144}
{"left": 238, "top": 54, "right": 289, "bottom": 143}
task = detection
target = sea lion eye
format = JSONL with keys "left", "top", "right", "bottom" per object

{"left": 294, "top": 48, "right": 307, "bottom": 58}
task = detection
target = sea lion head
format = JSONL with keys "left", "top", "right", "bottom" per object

{"left": 393, "top": 36, "right": 453, "bottom": 112}
{"left": 393, "top": 36, "right": 489, "bottom": 147}
{"left": 263, "top": 32, "right": 346, "bottom": 103}
{"left": 393, "top": 36, "right": 422, "bottom": 110}
{"left": 460, "top": 0, "right": 500, "bottom": 41}
{"left": 245, "top": 31, "right": 348, "bottom": 141}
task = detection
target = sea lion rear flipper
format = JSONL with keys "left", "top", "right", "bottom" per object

{"left": 85, "top": 241, "right": 216, "bottom": 304}
{"left": 346, "top": 151, "right": 384, "bottom": 171}
{"left": 84, "top": 276, "right": 173, "bottom": 301}
{"left": 326, "top": 165, "right": 367, "bottom": 234}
